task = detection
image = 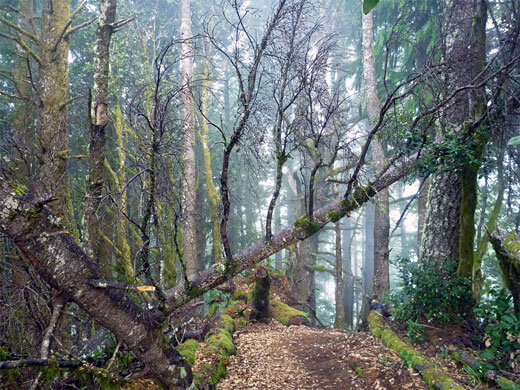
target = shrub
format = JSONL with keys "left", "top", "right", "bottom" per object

{"left": 475, "top": 287, "right": 520, "bottom": 371}
{"left": 386, "top": 258, "right": 474, "bottom": 324}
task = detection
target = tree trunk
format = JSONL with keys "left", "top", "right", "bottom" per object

{"left": 421, "top": 0, "right": 487, "bottom": 271}
{"left": 85, "top": 0, "right": 117, "bottom": 266}
{"left": 362, "top": 8, "right": 389, "bottom": 299}
{"left": 0, "top": 183, "right": 191, "bottom": 389}
{"left": 342, "top": 217, "right": 354, "bottom": 328}
{"left": 334, "top": 220, "right": 346, "bottom": 328}
{"left": 251, "top": 266, "right": 271, "bottom": 322}
{"left": 180, "top": 0, "right": 199, "bottom": 280}
{"left": 12, "top": 0, "right": 35, "bottom": 182}
{"left": 37, "top": 0, "right": 72, "bottom": 225}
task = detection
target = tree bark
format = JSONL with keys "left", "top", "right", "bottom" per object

{"left": 12, "top": 0, "right": 35, "bottom": 182}
{"left": 85, "top": 0, "right": 117, "bottom": 266}
{"left": 342, "top": 217, "right": 354, "bottom": 328}
{"left": 180, "top": 0, "right": 199, "bottom": 280}
{"left": 0, "top": 182, "right": 191, "bottom": 389}
{"left": 37, "top": 0, "right": 72, "bottom": 225}
{"left": 334, "top": 220, "right": 346, "bottom": 328}
{"left": 362, "top": 8, "right": 390, "bottom": 299}
{"left": 420, "top": 0, "right": 487, "bottom": 270}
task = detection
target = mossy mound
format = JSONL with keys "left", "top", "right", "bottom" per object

{"left": 269, "top": 300, "right": 310, "bottom": 326}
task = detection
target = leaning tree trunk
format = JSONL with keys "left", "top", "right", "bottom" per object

{"left": 0, "top": 182, "right": 191, "bottom": 389}
{"left": 362, "top": 8, "right": 390, "bottom": 299}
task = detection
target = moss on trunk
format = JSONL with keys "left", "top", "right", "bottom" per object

{"left": 368, "top": 311, "right": 464, "bottom": 390}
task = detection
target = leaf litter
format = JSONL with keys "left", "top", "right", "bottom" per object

{"left": 217, "top": 320, "right": 428, "bottom": 389}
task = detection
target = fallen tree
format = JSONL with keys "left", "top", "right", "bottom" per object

{"left": 368, "top": 310, "right": 465, "bottom": 390}
{"left": 0, "top": 153, "right": 415, "bottom": 388}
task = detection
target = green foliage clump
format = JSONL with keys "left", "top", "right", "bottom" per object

{"left": 475, "top": 287, "right": 520, "bottom": 371}
{"left": 387, "top": 258, "right": 474, "bottom": 323}
{"left": 405, "top": 320, "right": 426, "bottom": 344}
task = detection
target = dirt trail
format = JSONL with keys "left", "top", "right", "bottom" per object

{"left": 217, "top": 320, "right": 428, "bottom": 390}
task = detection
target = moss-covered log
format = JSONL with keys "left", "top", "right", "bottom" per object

{"left": 192, "top": 314, "right": 236, "bottom": 389}
{"left": 448, "top": 348, "right": 520, "bottom": 390}
{"left": 368, "top": 310, "right": 464, "bottom": 390}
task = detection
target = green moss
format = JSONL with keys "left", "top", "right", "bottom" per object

{"left": 0, "top": 346, "right": 10, "bottom": 360}
{"left": 355, "top": 367, "right": 365, "bottom": 377}
{"left": 293, "top": 215, "right": 320, "bottom": 235}
{"left": 42, "top": 357, "right": 60, "bottom": 386}
{"left": 327, "top": 208, "right": 345, "bottom": 222}
{"left": 496, "top": 376, "right": 520, "bottom": 390}
{"left": 233, "top": 316, "right": 248, "bottom": 329}
{"left": 7, "top": 180, "right": 27, "bottom": 196}
{"left": 420, "top": 367, "right": 464, "bottom": 390}
{"left": 176, "top": 339, "right": 199, "bottom": 366}
{"left": 232, "top": 290, "right": 251, "bottom": 302}
{"left": 313, "top": 265, "right": 327, "bottom": 272}
{"left": 368, "top": 310, "right": 464, "bottom": 390}
{"left": 270, "top": 299, "right": 309, "bottom": 325}
{"left": 220, "top": 314, "right": 235, "bottom": 333}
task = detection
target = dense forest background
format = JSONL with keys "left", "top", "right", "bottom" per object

{"left": 0, "top": 0, "right": 519, "bottom": 388}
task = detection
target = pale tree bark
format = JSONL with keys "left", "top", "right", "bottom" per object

{"left": 362, "top": 9, "right": 390, "bottom": 298}
{"left": 180, "top": 0, "right": 199, "bottom": 280}
{"left": 342, "top": 217, "right": 354, "bottom": 328}
{"left": 286, "top": 171, "right": 318, "bottom": 313}
{"left": 85, "top": 0, "right": 117, "bottom": 265}
{"left": 334, "top": 219, "right": 346, "bottom": 328}
{"left": 37, "top": 0, "right": 72, "bottom": 225}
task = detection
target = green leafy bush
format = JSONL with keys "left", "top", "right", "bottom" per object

{"left": 386, "top": 258, "right": 474, "bottom": 323}
{"left": 405, "top": 320, "right": 426, "bottom": 343}
{"left": 475, "top": 287, "right": 520, "bottom": 370}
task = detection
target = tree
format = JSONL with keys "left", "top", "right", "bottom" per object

{"left": 180, "top": 0, "right": 200, "bottom": 280}
{"left": 361, "top": 4, "right": 390, "bottom": 300}
{"left": 85, "top": 0, "right": 118, "bottom": 266}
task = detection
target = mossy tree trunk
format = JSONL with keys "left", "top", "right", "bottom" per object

{"left": 84, "top": 0, "right": 117, "bottom": 268}
{"left": 37, "top": 0, "right": 72, "bottom": 226}
{"left": 421, "top": 0, "right": 487, "bottom": 276}
{"left": 0, "top": 182, "right": 191, "bottom": 389}
{"left": 251, "top": 266, "right": 271, "bottom": 322}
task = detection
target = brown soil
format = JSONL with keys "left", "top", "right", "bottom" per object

{"left": 217, "top": 320, "right": 428, "bottom": 390}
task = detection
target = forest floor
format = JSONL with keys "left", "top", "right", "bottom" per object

{"left": 216, "top": 320, "right": 428, "bottom": 390}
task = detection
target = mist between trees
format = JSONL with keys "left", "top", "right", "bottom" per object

{"left": 0, "top": 0, "right": 519, "bottom": 388}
